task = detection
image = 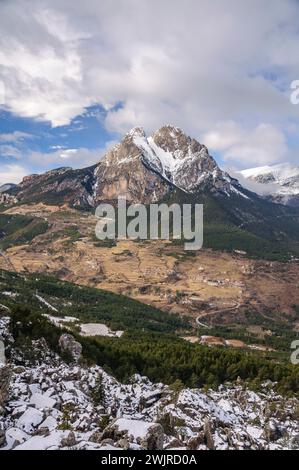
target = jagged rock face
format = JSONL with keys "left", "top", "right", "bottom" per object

{"left": 147, "top": 126, "right": 218, "bottom": 191}
{"left": 93, "top": 125, "right": 249, "bottom": 203}
{"left": 135, "top": 125, "right": 241, "bottom": 195}
{"left": 148, "top": 126, "right": 245, "bottom": 195}
{"left": 0, "top": 192, "right": 17, "bottom": 206}
{"left": 93, "top": 128, "right": 170, "bottom": 204}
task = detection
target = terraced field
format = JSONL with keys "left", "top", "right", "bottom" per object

{"left": 0, "top": 204, "right": 298, "bottom": 332}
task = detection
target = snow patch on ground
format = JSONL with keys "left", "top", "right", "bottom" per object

{"left": 44, "top": 314, "right": 78, "bottom": 327}
{"left": 115, "top": 418, "right": 153, "bottom": 439}
{"left": 36, "top": 295, "right": 58, "bottom": 312}
{"left": 80, "top": 323, "right": 123, "bottom": 337}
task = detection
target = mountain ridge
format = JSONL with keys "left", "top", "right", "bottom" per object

{"left": 10, "top": 125, "right": 252, "bottom": 207}
{"left": 240, "top": 163, "right": 299, "bottom": 207}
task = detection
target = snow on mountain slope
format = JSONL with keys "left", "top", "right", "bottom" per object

{"left": 12, "top": 126, "right": 252, "bottom": 206}
{"left": 241, "top": 163, "right": 299, "bottom": 182}
{"left": 240, "top": 163, "right": 299, "bottom": 206}
{"left": 126, "top": 125, "right": 250, "bottom": 197}
{"left": 0, "top": 184, "right": 16, "bottom": 193}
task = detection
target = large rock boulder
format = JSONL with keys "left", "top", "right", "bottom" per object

{"left": 102, "top": 418, "right": 164, "bottom": 450}
{"left": 262, "top": 419, "right": 283, "bottom": 442}
{"left": 3, "top": 427, "right": 29, "bottom": 450}
{"left": 0, "top": 365, "right": 12, "bottom": 412}
{"left": 203, "top": 418, "right": 215, "bottom": 450}
{"left": 16, "top": 408, "right": 44, "bottom": 433}
{"left": 60, "top": 431, "right": 77, "bottom": 448}
{"left": 58, "top": 334, "right": 82, "bottom": 363}
{"left": 0, "top": 339, "right": 5, "bottom": 366}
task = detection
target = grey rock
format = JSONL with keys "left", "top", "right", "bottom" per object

{"left": 0, "top": 365, "right": 12, "bottom": 410}
{"left": 116, "top": 438, "right": 130, "bottom": 449}
{"left": 89, "top": 430, "right": 104, "bottom": 444}
{"left": 204, "top": 418, "right": 215, "bottom": 450}
{"left": 262, "top": 419, "right": 283, "bottom": 442}
{"left": 58, "top": 334, "right": 82, "bottom": 363}
{"left": 139, "top": 424, "right": 164, "bottom": 450}
{"left": 99, "top": 438, "right": 115, "bottom": 447}
{"left": 61, "top": 431, "right": 77, "bottom": 447}
{"left": 165, "top": 437, "right": 184, "bottom": 449}
{"left": 102, "top": 419, "right": 164, "bottom": 450}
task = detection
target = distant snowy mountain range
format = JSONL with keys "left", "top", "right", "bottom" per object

{"left": 239, "top": 163, "right": 299, "bottom": 207}
{"left": 2, "top": 126, "right": 297, "bottom": 208}
{"left": 1, "top": 127, "right": 297, "bottom": 208}
{"left": 0, "top": 183, "right": 16, "bottom": 193}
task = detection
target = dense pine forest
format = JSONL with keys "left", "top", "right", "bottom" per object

{"left": 8, "top": 305, "right": 299, "bottom": 396}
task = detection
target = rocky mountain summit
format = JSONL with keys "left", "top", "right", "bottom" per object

{"left": 10, "top": 126, "right": 250, "bottom": 207}
{"left": 0, "top": 315, "right": 298, "bottom": 451}
{"left": 94, "top": 126, "right": 247, "bottom": 202}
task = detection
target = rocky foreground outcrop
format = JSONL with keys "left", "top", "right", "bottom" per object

{"left": 0, "top": 360, "right": 298, "bottom": 450}
{"left": 0, "top": 315, "right": 298, "bottom": 451}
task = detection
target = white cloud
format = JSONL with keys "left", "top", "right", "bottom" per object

{"left": 203, "top": 122, "right": 288, "bottom": 168}
{"left": 0, "top": 163, "right": 28, "bottom": 184}
{"left": 59, "top": 148, "right": 78, "bottom": 159}
{"left": 28, "top": 140, "right": 117, "bottom": 171}
{"left": 0, "top": 0, "right": 299, "bottom": 166}
{"left": 0, "top": 131, "right": 36, "bottom": 164}
{"left": 0, "top": 131, "right": 34, "bottom": 143}
{"left": 50, "top": 145, "right": 66, "bottom": 150}
{"left": 0, "top": 144, "right": 23, "bottom": 159}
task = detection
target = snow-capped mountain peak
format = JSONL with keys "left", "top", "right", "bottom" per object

{"left": 12, "top": 126, "right": 252, "bottom": 207}
{"left": 102, "top": 125, "right": 250, "bottom": 198}
{"left": 126, "top": 126, "right": 147, "bottom": 139}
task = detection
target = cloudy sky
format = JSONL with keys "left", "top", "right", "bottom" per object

{"left": 1, "top": 0, "right": 299, "bottom": 183}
